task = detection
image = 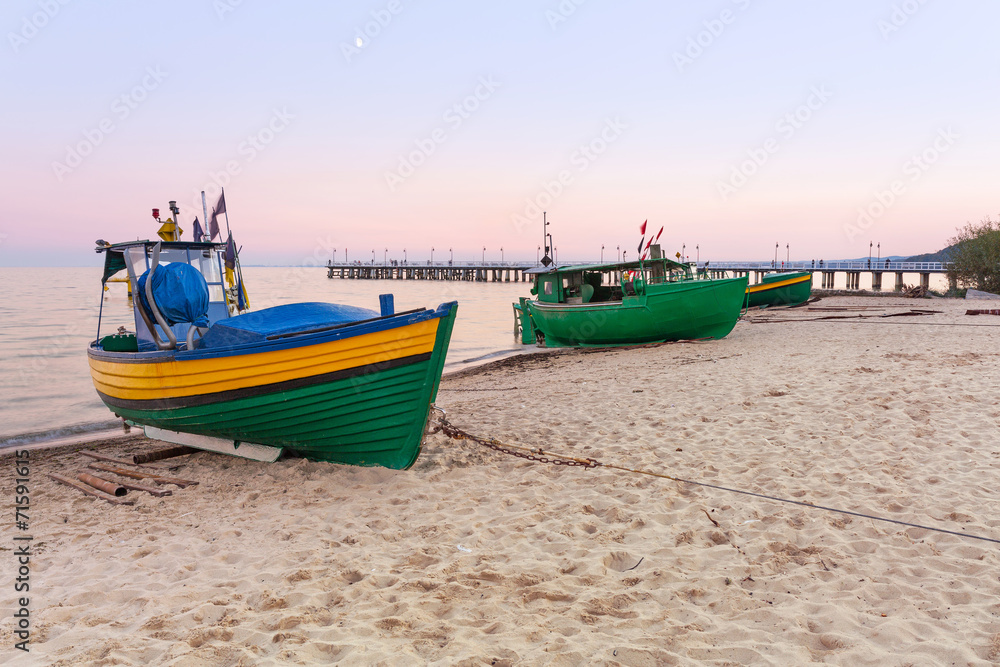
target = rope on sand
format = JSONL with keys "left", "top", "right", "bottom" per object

{"left": 429, "top": 408, "right": 1000, "bottom": 547}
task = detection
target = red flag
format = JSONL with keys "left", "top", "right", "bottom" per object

{"left": 654, "top": 226, "right": 663, "bottom": 242}
{"left": 644, "top": 237, "right": 653, "bottom": 250}
{"left": 639, "top": 219, "right": 647, "bottom": 235}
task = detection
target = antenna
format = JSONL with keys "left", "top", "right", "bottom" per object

{"left": 541, "top": 212, "right": 554, "bottom": 267}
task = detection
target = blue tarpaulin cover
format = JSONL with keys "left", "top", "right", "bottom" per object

{"left": 199, "top": 302, "right": 379, "bottom": 349}
{"left": 137, "top": 263, "right": 211, "bottom": 328}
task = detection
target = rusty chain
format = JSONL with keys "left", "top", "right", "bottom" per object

{"left": 428, "top": 408, "right": 599, "bottom": 468}
{"left": 426, "top": 408, "right": 1000, "bottom": 546}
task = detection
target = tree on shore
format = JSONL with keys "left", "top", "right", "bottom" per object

{"left": 946, "top": 216, "right": 1000, "bottom": 293}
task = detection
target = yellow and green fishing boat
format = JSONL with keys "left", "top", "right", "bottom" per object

{"left": 514, "top": 255, "right": 747, "bottom": 347}
{"left": 745, "top": 271, "right": 812, "bottom": 308}
{"left": 89, "top": 204, "right": 456, "bottom": 469}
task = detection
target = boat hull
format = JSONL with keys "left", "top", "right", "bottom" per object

{"left": 88, "top": 303, "right": 457, "bottom": 469}
{"left": 524, "top": 276, "right": 747, "bottom": 347}
{"left": 746, "top": 272, "right": 812, "bottom": 308}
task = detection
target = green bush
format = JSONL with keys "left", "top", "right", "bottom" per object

{"left": 946, "top": 217, "right": 1000, "bottom": 294}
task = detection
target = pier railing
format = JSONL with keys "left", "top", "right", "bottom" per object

{"left": 707, "top": 260, "right": 951, "bottom": 273}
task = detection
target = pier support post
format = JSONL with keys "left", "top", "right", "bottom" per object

{"left": 895, "top": 272, "right": 905, "bottom": 291}
{"left": 872, "top": 272, "right": 882, "bottom": 291}
{"left": 920, "top": 273, "right": 930, "bottom": 290}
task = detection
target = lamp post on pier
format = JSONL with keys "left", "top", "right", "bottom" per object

{"left": 696, "top": 244, "right": 699, "bottom": 263}
{"left": 482, "top": 246, "right": 486, "bottom": 263}
{"left": 501, "top": 247, "right": 504, "bottom": 263}
{"left": 601, "top": 245, "right": 605, "bottom": 263}
{"left": 786, "top": 244, "right": 789, "bottom": 265}
{"left": 617, "top": 245, "right": 620, "bottom": 262}
{"left": 774, "top": 242, "right": 778, "bottom": 267}
{"left": 449, "top": 248, "right": 453, "bottom": 263}
{"left": 384, "top": 248, "right": 387, "bottom": 266}
{"left": 537, "top": 246, "right": 540, "bottom": 265}
{"left": 332, "top": 248, "right": 337, "bottom": 264}
{"left": 371, "top": 249, "right": 375, "bottom": 265}
{"left": 403, "top": 248, "right": 407, "bottom": 264}
{"left": 869, "top": 241, "right": 873, "bottom": 269}
{"left": 431, "top": 247, "right": 434, "bottom": 264}
{"left": 877, "top": 242, "right": 881, "bottom": 264}
{"left": 682, "top": 244, "right": 686, "bottom": 263}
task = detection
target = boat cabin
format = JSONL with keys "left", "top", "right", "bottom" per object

{"left": 96, "top": 240, "right": 235, "bottom": 352}
{"left": 526, "top": 257, "right": 693, "bottom": 305}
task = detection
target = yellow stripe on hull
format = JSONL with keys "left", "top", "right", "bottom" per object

{"left": 89, "top": 319, "right": 439, "bottom": 402}
{"left": 746, "top": 274, "right": 811, "bottom": 294}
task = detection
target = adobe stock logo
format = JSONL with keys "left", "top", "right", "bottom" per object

{"left": 384, "top": 76, "right": 501, "bottom": 192}
{"left": 716, "top": 85, "right": 832, "bottom": 202}
{"left": 510, "top": 117, "right": 627, "bottom": 233}
{"left": 51, "top": 66, "right": 168, "bottom": 182}
{"left": 545, "top": 0, "right": 587, "bottom": 31}
{"left": 7, "top": 0, "right": 72, "bottom": 54}
{"left": 844, "top": 127, "right": 958, "bottom": 242}
{"left": 672, "top": 0, "right": 752, "bottom": 73}
{"left": 877, "top": 0, "right": 931, "bottom": 39}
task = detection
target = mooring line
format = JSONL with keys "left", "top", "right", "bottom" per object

{"left": 750, "top": 319, "right": 1000, "bottom": 327}
{"left": 429, "top": 409, "right": 1000, "bottom": 546}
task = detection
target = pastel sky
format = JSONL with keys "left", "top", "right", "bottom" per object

{"left": 2, "top": 0, "right": 998, "bottom": 266}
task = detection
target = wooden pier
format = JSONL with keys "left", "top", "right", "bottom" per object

{"left": 704, "top": 260, "right": 954, "bottom": 292}
{"left": 327, "top": 262, "right": 532, "bottom": 282}
{"left": 326, "top": 258, "right": 955, "bottom": 292}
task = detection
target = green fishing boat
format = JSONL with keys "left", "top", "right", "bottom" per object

{"left": 89, "top": 197, "right": 457, "bottom": 469}
{"left": 514, "top": 256, "right": 748, "bottom": 347}
{"left": 745, "top": 271, "right": 812, "bottom": 308}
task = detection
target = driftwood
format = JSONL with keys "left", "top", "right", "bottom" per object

{"left": 87, "top": 462, "right": 199, "bottom": 488}
{"left": 48, "top": 473, "right": 134, "bottom": 505}
{"left": 901, "top": 285, "right": 928, "bottom": 298}
{"left": 77, "top": 472, "right": 127, "bottom": 497}
{"left": 966, "top": 309, "right": 1000, "bottom": 316}
{"left": 78, "top": 450, "right": 155, "bottom": 468}
{"left": 132, "top": 446, "right": 198, "bottom": 465}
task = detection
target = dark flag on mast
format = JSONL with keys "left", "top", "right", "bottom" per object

{"left": 208, "top": 210, "right": 220, "bottom": 241}
{"left": 636, "top": 219, "right": 648, "bottom": 255}
{"left": 192, "top": 217, "right": 204, "bottom": 242}
{"left": 208, "top": 191, "right": 227, "bottom": 240}
{"left": 224, "top": 233, "right": 236, "bottom": 270}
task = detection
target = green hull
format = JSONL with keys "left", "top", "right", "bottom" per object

{"left": 104, "top": 307, "right": 457, "bottom": 470}
{"left": 525, "top": 276, "right": 748, "bottom": 347}
{"left": 746, "top": 271, "right": 813, "bottom": 308}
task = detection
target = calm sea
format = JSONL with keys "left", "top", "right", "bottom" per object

{"left": 0, "top": 267, "right": 528, "bottom": 445}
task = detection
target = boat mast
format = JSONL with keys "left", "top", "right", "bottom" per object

{"left": 168, "top": 201, "right": 181, "bottom": 241}
{"left": 201, "top": 191, "right": 209, "bottom": 235}
{"left": 541, "top": 212, "right": 554, "bottom": 267}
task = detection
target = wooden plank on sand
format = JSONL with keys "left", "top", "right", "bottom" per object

{"left": 87, "top": 462, "right": 199, "bottom": 488}
{"left": 78, "top": 450, "right": 154, "bottom": 467}
{"left": 48, "top": 473, "right": 134, "bottom": 505}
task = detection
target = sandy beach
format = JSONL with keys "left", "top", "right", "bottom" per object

{"left": 3, "top": 295, "right": 1000, "bottom": 666}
